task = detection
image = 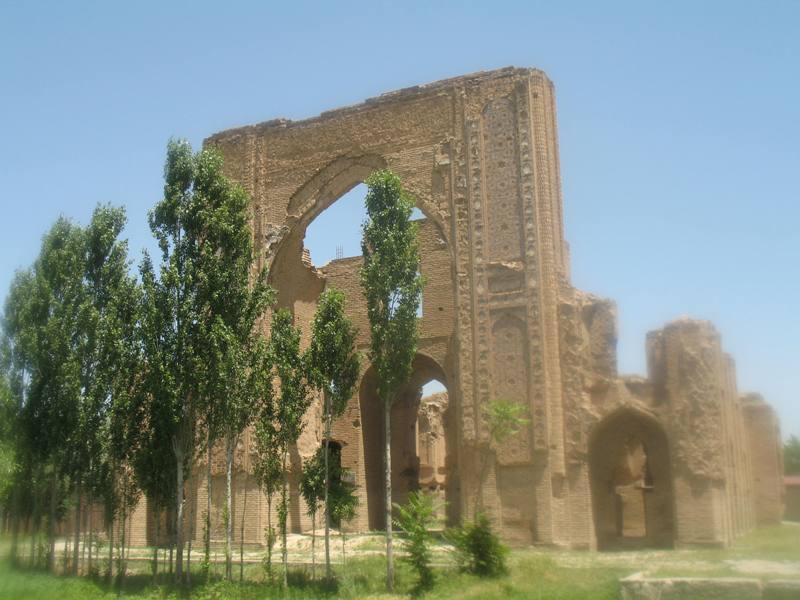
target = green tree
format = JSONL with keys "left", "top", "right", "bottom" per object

{"left": 299, "top": 447, "right": 326, "bottom": 579}
{"left": 394, "top": 491, "right": 439, "bottom": 593}
{"left": 139, "top": 140, "right": 214, "bottom": 582}
{"left": 448, "top": 512, "right": 508, "bottom": 577}
{"left": 269, "top": 308, "right": 313, "bottom": 587}
{"left": 328, "top": 463, "right": 358, "bottom": 567}
{"left": 0, "top": 373, "right": 16, "bottom": 534}
{"left": 1, "top": 268, "right": 35, "bottom": 565}
{"left": 191, "top": 143, "right": 275, "bottom": 581}
{"left": 359, "top": 169, "right": 423, "bottom": 591}
{"left": 785, "top": 435, "right": 800, "bottom": 475}
{"left": 448, "top": 398, "right": 526, "bottom": 581}
{"left": 476, "top": 398, "right": 529, "bottom": 513}
{"left": 54, "top": 204, "right": 138, "bottom": 576}
{"left": 252, "top": 396, "right": 281, "bottom": 579}
{"left": 76, "top": 205, "right": 141, "bottom": 578}
{"left": 23, "top": 218, "right": 86, "bottom": 572}
{"left": 307, "top": 288, "right": 360, "bottom": 578}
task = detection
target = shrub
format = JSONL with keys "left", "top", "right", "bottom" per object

{"left": 448, "top": 513, "right": 508, "bottom": 577}
{"left": 393, "top": 491, "right": 438, "bottom": 592}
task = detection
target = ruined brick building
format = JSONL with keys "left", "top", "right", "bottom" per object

{"left": 124, "top": 67, "right": 783, "bottom": 550}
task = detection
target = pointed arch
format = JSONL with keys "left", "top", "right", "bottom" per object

{"left": 589, "top": 407, "right": 675, "bottom": 549}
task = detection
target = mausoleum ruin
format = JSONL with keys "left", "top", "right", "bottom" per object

{"left": 124, "top": 67, "right": 783, "bottom": 549}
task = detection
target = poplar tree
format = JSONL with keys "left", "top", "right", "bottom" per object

{"left": 23, "top": 218, "right": 87, "bottom": 572}
{"left": 307, "top": 288, "right": 359, "bottom": 579}
{"left": 299, "top": 448, "right": 325, "bottom": 578}
{"left": 1, "top": 268, "right": 35, "bottom": 566}
{"left": 252, "top": 381, "right": 281, "bottom": 579}
{"left": 269, "top": 308, "right": 312, "bottom": 587}
{"left": 139, "top": 140, "right": 210, "bottom": 582}
{"left": 359, "top": 170, "right": 423, "bottom": 591}
{"left": 70, "top": 204, "right": 138, "bottom": 576}
{"left": 194, "top": 147, "right": 274, "bottom": 580}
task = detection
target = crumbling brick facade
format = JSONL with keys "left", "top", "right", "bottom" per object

{"left": 123, "top": 67, "right": 782, "bottom": 549}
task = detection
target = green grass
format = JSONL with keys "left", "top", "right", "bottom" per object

{"left": 0, "top": 525, "right": 796, "bottom": 599}
{"left": 0, "top": 554, "right": 622, "bottom": 600}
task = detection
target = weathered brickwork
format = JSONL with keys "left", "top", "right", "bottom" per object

{"left": 117, "top": 68, "right": 783, "bottom": 549}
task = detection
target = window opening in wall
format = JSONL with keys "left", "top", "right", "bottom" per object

{"left": 304, "top": 184, "right": 368, "bottom": 268}
{"left": 303, "top": 183, "right": 427, "bottom": 269}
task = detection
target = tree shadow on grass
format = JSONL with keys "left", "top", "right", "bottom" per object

{"left": 286, "top": 568, "right": 340, "bottom": 596}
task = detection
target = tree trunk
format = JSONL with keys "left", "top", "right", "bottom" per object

{"left": 86, "top": 498, "right": 92, "bottom": 575}
{"left": 152, "top": 512, "right": 160, "bottom": 584}
{"left": 225, "top": 433, "right": 234, "bottom": 581}
{"left": 187, "top": 475, "right": 195, "bottom": 586}
{"left": 28, "top": 501, "right": 36, "bottom": 568}
{"left": 10, "top": 488, "right": 20, "bottom": 566}
{"left": 174, "top": 445, "right": 185, "bottom": 584}
{"left": 107, "top": 520, "right": 113, "bottom": 582}
{"left": 266, "top": 492, "right": 273, "bottom": 579}
{"left": 64, "top": 532, "right": 71, "bottom": 575}
{"left": 118, "top": 506, "right": 126, "bottom": 584}
{"left": 239, "top": 472, "right": 247, "bottom": 583}
{"left": 324, "top": 407, "right": 332, "bottom": 579}
{"left": 342, "top": 529, "right": 346, "bottom": 568}
{"left": 47, "top": 469, "right": 57, "bottom": 573}
{"left": 204, "top": 435, "right": 212, "bottom": 582}
{"left": 311, "top": 509, "right": 316, "bottom": 580}
{"left": 72, "top": 482, "right": 81, "bottom": 575}
{"left": 281, "top": 452, "right": 288, "bottom": 588}
{"left": 384, "top": 399, "right": 394, "bottom": 591}
{"left": 125, "top": 510, "right": 132, "bottom": 584}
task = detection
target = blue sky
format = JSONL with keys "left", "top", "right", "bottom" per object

{"left": 1, "top": 1, "right": 798, "bottom": 436}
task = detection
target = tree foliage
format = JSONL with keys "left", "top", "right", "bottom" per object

{"left": 447, "top": 513, "right": 508, "bottom": 578}
{"left": 785, "top": 435, "right": 800, "bottom": 475}
{"left": 359, "top": 169, "right": 423, "bottom": 591}
{"left": 269, "top": 308, "right": 312, "bottom": 586}
{"left": 483, "top": 398, "right": 529, "bottom": 448}
{"left": 394, "top": 491, "right": 439, "bottom": 592}
{"left": 307, "top": 287, "right": 360, "bottom": 578}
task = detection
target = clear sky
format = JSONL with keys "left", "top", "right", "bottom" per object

{"left": 1, "top": 1, "right": 798, "bottom": 437}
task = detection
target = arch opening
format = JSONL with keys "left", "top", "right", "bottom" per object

{"left": 268, "top": 162, "right": 434, "bottom": 318}
{"left": 305, "top": 183, "right": 424, "bottom": 269}
{"left": 589, "top": 410, "right": 674, "bottom": 550}
{"left": 359, "top": 354, "right": 457, "bottom": 530}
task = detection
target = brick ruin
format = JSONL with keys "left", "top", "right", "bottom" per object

{"left": 121, "top": 67, "right": 782, "bottom": 550}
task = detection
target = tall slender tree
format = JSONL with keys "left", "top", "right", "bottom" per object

{"left": 299, "top": 448, "right": 325, "bottom": 579}
{"left": 269, "top": 308, "right": 312, "bottom": 587}
{"left": 359, "top": 170, "right": 423, "bottom": 591}
{"left": 307, "top": 288, "right": 359, "bottom": 579}
{"left": 1, "top": 268, "right": 36, "bottom": 566}
{"left": 24, "top": 218, "right": 87, "bottom": 572}
{"left": 139, "top": 140, "right": 211, "bottom": 582}
{"left": 193, "top": 146, "right": 275, "bottom": 580}
{"left": 252, "top": 374, "right": 281, "bottom": 579}
{"left": 67, "top": 204, "right": 138, "bottom": 576}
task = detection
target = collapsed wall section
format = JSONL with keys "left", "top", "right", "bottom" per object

{"left": 645, "top": 319, "right": 766, "bottom": 546}
{"left": 742, "top": 393, "right": 784, "bottom": 525}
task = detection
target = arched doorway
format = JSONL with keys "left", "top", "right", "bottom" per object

{"left": 359, "top": 354, "right": 456, "bottom": 530}
{"left": 589, "top": 409, "right": 674, "bottom": 549}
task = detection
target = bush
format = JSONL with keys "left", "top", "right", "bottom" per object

{"left": 448, "top": 513, "right": 508, "bottom": 577}
{"left": 393, "top": 491, "right": 438, "bottom": 592}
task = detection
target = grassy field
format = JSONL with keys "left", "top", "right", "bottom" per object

{"left": 0, "top": 524, "right": 797, "bottom": 599}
